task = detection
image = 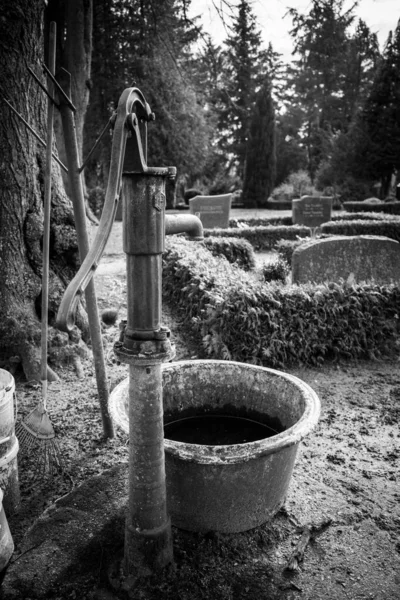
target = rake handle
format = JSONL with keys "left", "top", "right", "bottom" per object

{"left": 40, "top": 22, "right": 57, "bottom": 405}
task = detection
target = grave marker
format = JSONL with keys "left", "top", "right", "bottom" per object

{"left": 189, "top": 194, "right": 232, "bottom": 229}
{"left": 292, "top": 235, "right": 400, "bottom": 285}
{"left": 292, "top": 196, "right": 333, "bottom": 229}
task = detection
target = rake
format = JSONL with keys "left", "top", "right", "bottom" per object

{"left": 16, "top": 22, "right": 62, "bottom": 478}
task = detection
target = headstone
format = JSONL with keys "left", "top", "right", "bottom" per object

{"left": 189, "top": 194, "right": 232, "bottom": 229}
{"left": 292, "top": 196, "right": 332, "bottom": 228}
{"left": 292, "top": 235, "right": 400, "bottom": 285}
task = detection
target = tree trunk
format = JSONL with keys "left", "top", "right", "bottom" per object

{"left": 48, "top": 0, "right": 96, "bottom": 221}
{"left": 0, "top": 0, "right": 83, "bottom": 380}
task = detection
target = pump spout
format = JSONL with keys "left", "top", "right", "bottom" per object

{"left": 165, "top": 213, "right": 204, "bottom": 241}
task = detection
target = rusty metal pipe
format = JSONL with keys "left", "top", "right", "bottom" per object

{"left": 165, "top": 213, "right": 204, "bottom": 240}
{"left": 124, "top": 362, "right": 173, "bottom": 578}
{"left": 119, "top": 170, "right": 175, "bottom": 581}
{"left": 112, "top": 88, "right": 205, "bottom": 584}
{"left": 126, "top": 255, "right": 162, "bottom": 336}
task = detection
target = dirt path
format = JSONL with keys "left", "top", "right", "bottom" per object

{"left": 4, "top": 222, "right": 400, "bottom": 600}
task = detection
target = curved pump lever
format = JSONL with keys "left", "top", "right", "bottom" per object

{"left": 56, "top": 87, "right": 153, "bottom": 332}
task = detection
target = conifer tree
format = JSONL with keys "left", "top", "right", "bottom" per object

{"left": 218, "top": 0, "right": 268, "bottom": 180}
{"left": 242, "top": 80, "right": 276, "bottom": 207}
{"left": 286, "top": 0, "right": 379, "bottom": 180}
{"left": 85, "top": 0, "right": 211, "bottom": 193}
{"left": 352, "top": 19, "right": 400, "bottom": 195}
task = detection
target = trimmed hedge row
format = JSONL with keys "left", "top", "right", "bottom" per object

{"left": 229, "top": 211, "right": 400, "bottom": 229}
{"left": 204, "top": 224, "right": 311, "bottom": 250}
{"left": 321, "top": 219, "right": 400, "bottom": 242}
{"left": 331, "top": 211, "right": 400, "bottom": 222}
{"left": 203, "top": 236, "right": 256, "bottom": 270}
{"left": 343, "top": 201, "right": 400, "bottom": 214}
{"left": 229, "top": 216, "right": 293, "bottom": 227}
{"left": 208, "top": 218, "right": 400, "bottom": 251}
{"left": 276, "top": 219, "right": 400, "bottom": 265}
{"left": 163, "top": 237, "right": 400, "bottom": 367}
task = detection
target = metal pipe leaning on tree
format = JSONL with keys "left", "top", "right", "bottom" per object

{"left": 56, "top": 68, "right": 114, "bottom": 439}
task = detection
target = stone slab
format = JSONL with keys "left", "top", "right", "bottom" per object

{"left": 292, "top": 195, "right": 332, "bottom": 228}
{"left": 292, "top": 235, "right": 400, "bottom": 284}
{"left": 189, "top": 194, "right": 232, "bottom": 229}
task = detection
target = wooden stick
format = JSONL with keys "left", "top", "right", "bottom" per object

{"left": 40, "top": 21, "right": 57, "bottom": 404}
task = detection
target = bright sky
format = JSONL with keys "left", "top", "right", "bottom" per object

{"left": 189, "top": 0, "right": 400, "bottom": 61}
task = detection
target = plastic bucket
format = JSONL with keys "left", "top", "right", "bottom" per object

{"left": 0, "top": 490, "right": 14, "bottom": 573}
{"left": 0, "top": 369, "right": 20, "bottom": 515}
{"left": 0, "top": 489, "right": 14, "bottom": 572}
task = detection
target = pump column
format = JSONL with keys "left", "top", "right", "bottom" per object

{"left": 114, "top": 166, "right": 176, "bottom": 581}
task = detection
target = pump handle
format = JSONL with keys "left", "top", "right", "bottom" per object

{"left": 56, "top": 87, "right": 152, "bottom": 332}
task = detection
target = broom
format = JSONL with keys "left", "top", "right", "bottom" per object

{"left": 16, "top": 22, "right": 62, "bottom": 477}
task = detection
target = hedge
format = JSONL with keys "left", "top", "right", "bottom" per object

{"left": 321, "top": 219, "right": 400, "bottom": 242}
{"left": 207, "top": 218, "right": 400, "bottom": 251}
{"left": 276, "top": 219, "right": 400, "bottom": 265}
{"left": 261, "top": 256, "right": 290, "bottom": 283}
{"left": 204, "top": 224, "right": 310, "bottom": 250}
{"left": 203, "top": 236, "right": 256, "bottom": 270}
{"left": 229, "top": 216, "right": 293, "bottom": 227}
{"left": 343, "top": 201, "right": 400, "bottom": 214}
{"left": 229, "top": 211, "right": 400, "bottom": 229}
{"left": 163, "top": 237, "right": 400, "bottom": 367}
{"left": 331, "top": 212, "right": 400, "bottom": 222}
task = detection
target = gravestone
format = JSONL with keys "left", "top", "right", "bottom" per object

{"left": 292, "top": 196, "right": 332, "bottom": 228}
{"left": 292, "top": 235, "right": 400, "bottom": 285}
{"left": 189, "top": 194, "right": 232, "bottom": 229}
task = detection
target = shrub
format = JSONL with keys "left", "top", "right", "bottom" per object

{"left": 272, "top": 170, "right": 316, "bottom": 200}
{"left": 184, "top": 188, "right": 202, "bottom": 205}
{"left": 163, "top": 237, "right": 400, "bottom": 367}
{"left": 261, "top": 257, "right": 290, "bottom": 283}
{"left": 203, "top": 225, "right": 310, "bottom": 250}
{"left": 343, "top": 201, "right": 400, "bottom": 215}
{"left": 321, "top": 219, "right": 400, "bottom": 242}
{"left": 275, "top": 239, "right": 305, "bottom": 265}
{"left": 271, "top": 181, "right": 293, "bottom": 200}
{"left": 287, "top": 170, "right": 315, "bottom": 197}
{"left": 229, "top": 216, "right": 293, "bottom": 227}
{"left": 337, "top": 177, "right": 373, "bottom": 203}
{"left": 203, "top": 237, "right": 256, "bottom": 270}
{"left": 208, "top": 216, "right": 400, "bottom": 252}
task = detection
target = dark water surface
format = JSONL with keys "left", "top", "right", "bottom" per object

{"left": 164, "top": 414, "right": 284, "bottom": 445}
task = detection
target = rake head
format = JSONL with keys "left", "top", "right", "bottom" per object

{"left": 16, "top": 404, "right": 63, "bottom": 479}
{"left": 18, "top": 404, "right": 55, "bottom": 440}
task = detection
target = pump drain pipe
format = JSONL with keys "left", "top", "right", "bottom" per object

{"left": 165, "top": 214, "right": 204, "bottom": 241}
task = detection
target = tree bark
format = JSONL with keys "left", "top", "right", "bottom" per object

{"left": 0, "top": 0, "right": 83, "bottom": 379}
{"left": 48, "top": 0, "right": 96, "bottom": 221}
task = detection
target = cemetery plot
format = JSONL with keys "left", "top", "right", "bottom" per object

{"left": 189, "top": 194, "right": 232, "bottom": 228}
{"left": 292, "top": 235, "right": 400, "bottom": 284}
{"left": 292, "top": 195, "right": 333, "bottom": 228}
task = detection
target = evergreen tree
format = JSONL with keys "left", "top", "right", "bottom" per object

{"left": 351, "top": 20, "right": 400, "bottom": 196}
{"left": 242, "top": 80, "right": 276, "bottom": 207}
{"left": 286, "top": 0, "right": 380, "bottom": 180}
{"left": 275, "top": 110, "right": 308, "bottom": 187}
{"left": 85, "top": 0, "right": 211, "bottom": 195}
{"left": 218, "top": 0, "right": 268, "bottom": 180}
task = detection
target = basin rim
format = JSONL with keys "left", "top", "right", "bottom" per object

{"left": 109, "top": 359, "right": 321, "bottom": 465}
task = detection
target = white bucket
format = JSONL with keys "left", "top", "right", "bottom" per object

{"left": 0, "top": 488, "right": 14, "bottom": 573}
{"left": 0, "top": 369, "right": 20, "bottom": 515}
